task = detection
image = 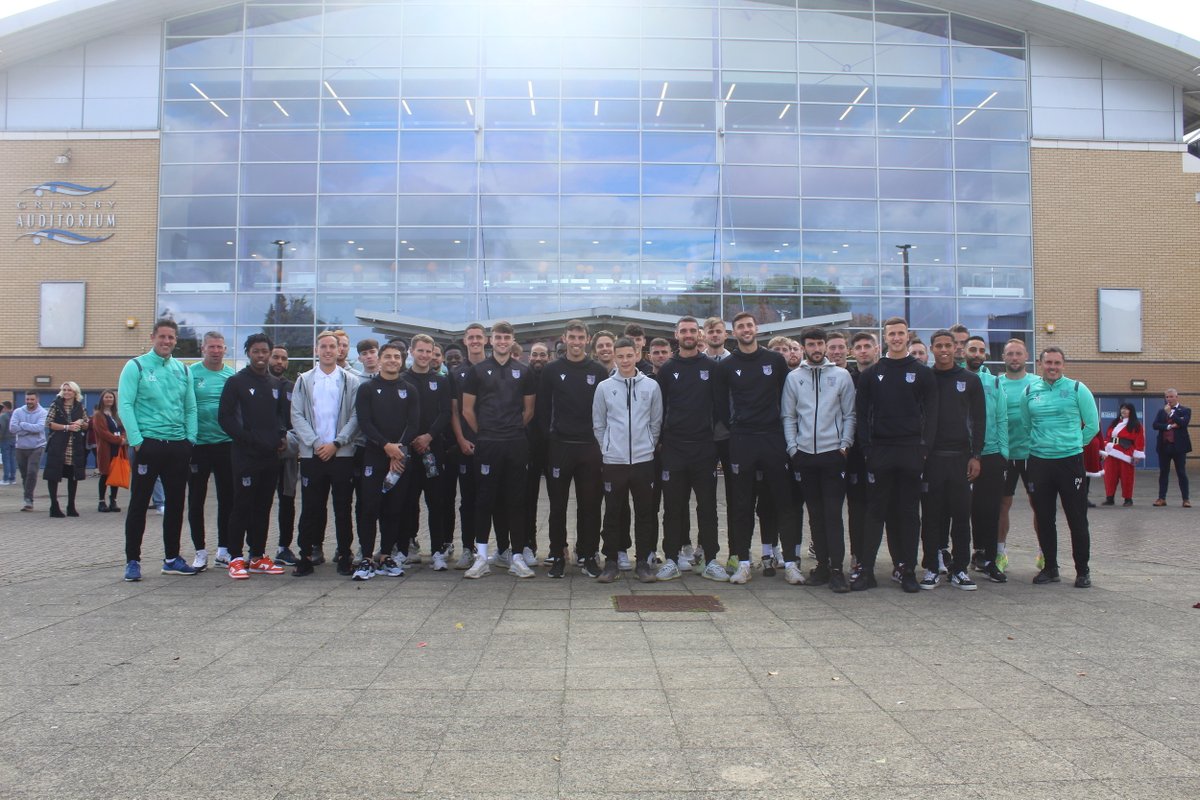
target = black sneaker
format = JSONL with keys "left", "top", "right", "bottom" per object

{"left": 808, "top": 562, "right": 831, "bottom": 586}
{"left": 1122, "top": 498, "right": 1133, "bottom": 507}
{"left": 274, "top": 547, "right": 299, "bottom": 567}
{"left": 1101, "top": 497, "right": 1115, "bottom": 506}
{"left": 292, "top": 558, "right": 314, "bottom": 577}
{"left": 634, "top": 560, "right": 657, "bottom": 583}
{"left": 335, "top": 552, "right": 353, "bottom": 576}
{"left": 1033, "top": 568, "right": 1061, "bottom": 584}
{"left": 900, "top": 571, "right": 920, "bottom": 593}
{"left": 310, "top": 549, "right": 326, "bottom": 565}
{"left": 1074, "top": 572, "right": 1092, "bottom": 588}
{"left": 548, "top": 557, "right": 566, "bottom": 579}
{"left": 828, "top": 570, "right": 850, "bottom": 594}
{"left": 581, "top": 556, "right": 601, "bottom": 578}
{"left": 982, "top": 561, "right": 1008, "bottom": 583}
{"left": 850, "top": 571, "right": 877, "bottom": 591}
{"left": 761, "top": 555, "right": 777, "bottom": 578}
{"left": 596, "top": 560, "right": 619, "bottom": 583}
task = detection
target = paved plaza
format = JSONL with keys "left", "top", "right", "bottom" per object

{"left": 1, "top": 471, "right": 1199, "bottom": 799}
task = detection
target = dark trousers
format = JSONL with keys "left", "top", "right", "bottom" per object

{"left": 524, "top": 436, "right": 547, "bottom": 552}
{"left": 1158, "top": 449, "right": 1190, "bottom": 500}
{"left": 125, "top": 438, "right": 191, "bottom": 562}
{"left": 276, "top": 456, "right": 297, "bottom": 548}
{"left": 601, "top": 461, "right": 657, "bottom": 562}
{"left": 661, "top": 441, "right": 719, "bottom": 562}
{"left": 971, "top": 453, "right": 1007, "bottom": 562}
{"left": 457, "top": 450, "right": 477, "bottom": 549}
{"left": 728, "top": 432, "right": 797, "bottom": 562}
{"left": 846, "top": 469, "right": 867, "bottom": 563}
{"left": 357, "top": 461, "right": 409, "bottom": 558}
{"left": 228, "top": 462, "right": 279, "bottom": 560}
{"left": 297, "top": 456, "right": 355, "bottom": 559}
{"left": 187, "top": 441, "right": 232, "bottom": 552}
{"left": 717, "top": 437, "right": 735, "bottom": 553}
{"left": 795, "top": 450, "right": 848, "bottom": 571}
{"left": 473, "top": 438, "right": 528, "bottom": 550}
{"left": 546, "top": 439, "right": 604, "bottom": 559}
{"left": 920, "top": 453, "right": 972, "bottom": 574}
{"left": 1028, "top": 454, "right": 1090, "bottom": 575}
{"left": 862, "top": 445, "right": 923, "bottom": 575}
{"left": 405, "top": 455, "right": 450, "bottom": 554}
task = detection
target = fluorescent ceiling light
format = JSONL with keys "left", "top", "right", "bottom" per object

{"left": 838, "top": 86, "right": 870, "bottom": 121}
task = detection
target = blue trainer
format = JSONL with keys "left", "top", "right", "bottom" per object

{"left": 124, "top": 561, "right": 142, "bottom": 582}
{"left": 161, "top": 557, "right": 198, "bottom": 576}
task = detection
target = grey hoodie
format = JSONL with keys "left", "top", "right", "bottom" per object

{"left": 781, "top": 358, "right": 856, "bottom": 456}
{"left": 592, "top": 371, "right": 662, "bottom": 465}
{"left": 290, "top": 365, "right": 361, "bottom": 459}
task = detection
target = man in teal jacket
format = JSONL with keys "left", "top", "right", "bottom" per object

{"left": 117, "top": 318, "right": 199, "bottom": 582}
{"left": 1019, "top": 346, "right": 1099, "bottom": 588}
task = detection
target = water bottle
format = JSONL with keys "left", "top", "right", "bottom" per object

{"left": 382, "top": 469, "right": 402, "bottom": 493}
{"left": 422, "top": 450, "right": 439, "bottom": 478}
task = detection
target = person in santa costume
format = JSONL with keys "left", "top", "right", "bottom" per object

{"left": 1102, "top": 403, "right": 1145, "bottom": 506}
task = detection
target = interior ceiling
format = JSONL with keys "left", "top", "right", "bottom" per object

{"left": 3, "top": 0, "right": 1198, "bottom": 129}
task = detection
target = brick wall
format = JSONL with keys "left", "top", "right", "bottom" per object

{"left": 1031, "top": 148, "right": 1200, "bottom": 396}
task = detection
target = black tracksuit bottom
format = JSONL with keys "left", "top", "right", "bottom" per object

{"left": 728, "top": 432, "right": 797, "bottom": 562}
{"left": 357, "top": 461, "right": 409, "bottom": 559}
{"left": 661, "top": 440, "right": 719, "bottom": 562}
{"left": 188, "top": 441, "right": 232, "bottom": 552}
{"left": 524, "top": 436, "right": 546, "bottom": 553}
{"left": 1029, "top": 454, "right": 1090, "bottom": 575}
{"left": 971, "top": 453, "right": 1006, "bottom": 563}
{"left": 456, "top": 449, "right": 476, "bottom": 550}
{"left": 228, "top": 461, "right": 279, "bottom": 560}
{"left": 794, "top": 450, "right": 848, "bottom": 572}
{"left": 125, "top": 438, "right": 191, "bottom": 562}
{"left": 276, "top": 456, "right": 297, "bottom": 549}
{"left": 862, "top": 444, "right": 924, "bottom": 575}
{"left": 474, "top": 438, "right": 528, "bottom": 551}
{"left": 546, "top": 439, "right": 603, "bottom": 560}
{"left": 297, "top": 456, "right": 354, "bottom": 560}
{"left": 601, "top": 461, "right": 657, "bottom": 562}
{"left": 921, "top": 452, "right": 972, "bottom": 574}
{"left": 404, "top": 454, "right": 450, "bottom": 555}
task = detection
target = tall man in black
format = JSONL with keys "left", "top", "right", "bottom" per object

{"left": 853, "top": 317, "right": 938, "bottom": 593}
{"left": 353, "top": 342, "right": 421, "bottom": 580}
{"left": 846, "top": 332, "right": 878, "bottom": 579}
{"left": 539, "top": 320, "right": 610, "bottom": 578}
{"left": 656, "top": 316, "right": 722, "bottom": 581}
{"left": 217, "top": 333, "right": 288, "bottom": 579}
{"left": 268, "top": 344, "right": 300, "bottom": 566}
{"left": 918, "top": 331, "right": 985, "bottom": 591}
{"left": 522, "top": 341, "right": 551, "bottom": 565}
{"left": 461, "top": 321, "right": 537, "bottom": 579}
{"left": 404, "top": 334, "right": 453, "bottom": 569}
{"left": 713, "top": 311, "right": 797, "bottom": 585}
{"left": 448, "top": 323, "right": 488, "bottom": 568}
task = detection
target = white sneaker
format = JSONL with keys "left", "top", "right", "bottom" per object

{"left": 920, "top": 570, "right": 940, "bottom": 590}
{"left": 191, "top": 549, "right": 208, "bottom": 572}
{"left": 214, "top": 548, "right": 231, "bottom": 567}
{"left": 432, "top": 551, "right": 448, "bottom": 571}
{"left": 465, "top": 556, "right": 491, "bottom": 579}
{"left": 402, "top": 550, "right": 421, "bottom": 566}
{"left": 508, "top": 553, "right": 535, "bottom": 578}
{"left": 352, "top": 559, "right": 376, "bottom": 581}
{"left": 155, "top": 505, "right": 165, "bottom": 515}
{"left": 617, "top": 551, "right": 632, "bottom": 571}
{"left": 522, "top": 547, "right": 537, "bottom": 568}
{"left": 646, "top": 551, "right": 662, "bottom": 568}
{"left": 680, "top": 544, "right": 695, "bottom": 563}
{"left": 701, "top": 559, "right": 728, "bottom": 581}
{"left": 784, "top": 563, "right": 806, "bottom": 585}
{"left": 455, "top": 549, "right": 474, "bottom": 570}
{"left": 728, "top": 562, "right": 752, "bottom": 584}
{"left": 375, "top": 557, "right": 404, "bottom": 578}
{"left": 656, "top": 560, "right": 682, "bottom": 581}
{"left": 675, "top": 555, "right": 692, "bottom": 572}
{"left": 492, "top": 548, "right": 511, "bottom": 569}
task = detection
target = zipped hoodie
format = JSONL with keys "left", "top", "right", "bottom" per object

{"left": 1019, "top": 375, "right": 1099, "bottom": 459}
{"left": 781, "top": 358, "right": 856, "bottom": 456}
{"left": 118, "top": 350, "right": 198, "bottom": 447}
{"left": 973, "top": 369, "right": 1009, "bottom": 459}
{"left": 592, "top": 371, "right": 662, "bottom": 465}
{"left": 855, "top": 354, "right": 938, "bottom": 454}
{"left": 290, "top": 365, "right": 361, "bottom": 458}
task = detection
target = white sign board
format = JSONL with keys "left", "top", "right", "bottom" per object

{"left": 1098, "top": 288, "right": 1142, "bottom": 353}
{"left": 40, "top": 282, "right": 86, "bottom": 348}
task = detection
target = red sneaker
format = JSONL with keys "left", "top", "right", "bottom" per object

{"left": 249, "top": 556, "right": 284, "bottom": 575}
{"left": 228, "top": 557, "right": 249, "bottom": 580}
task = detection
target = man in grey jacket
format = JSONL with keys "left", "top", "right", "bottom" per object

{"left": 290, "top": 330, "right": 361, "bottom": 576}
{"left": 782, "top": 327, "right": 856, "bottom": 593}
{"left": 593, "top": 338, "right": 663, "bottom": 583}
{"left": 9, "top": 391, "right": 48, "bottom": 511}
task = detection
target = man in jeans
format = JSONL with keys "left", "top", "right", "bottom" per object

{"left": 117, "top": 319, "right": 200, "bottom": 581}
{"left": 0, "top": 400, "right": 15, "bottom": 485}
{"left": 9, "top": 392, "right": 48, "bottom": 509}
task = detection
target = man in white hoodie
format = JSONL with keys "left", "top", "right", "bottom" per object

{"left": 592, "top": 338, "right": 663, "bottom": 583}
{"left": 782, "top": 327, "right": 856, "bottom": 593}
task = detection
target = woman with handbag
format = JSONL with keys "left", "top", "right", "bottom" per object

{"left": 92, "top": 389, "right": 127, "bottom": 512}
{"left": 43, "top": 381, "right": 89, "bottom": 518}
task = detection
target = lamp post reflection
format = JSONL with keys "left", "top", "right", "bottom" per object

{"left": 273, "top": 239, "right": 289, "bottom": 335}
{"left": 896, "top": 243, "right": 914, "bottom": 324}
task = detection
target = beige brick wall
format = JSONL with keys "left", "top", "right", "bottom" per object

{"left": 0, "top": 139, "right": 159, "bottom": 391}
{"left": 1031, "top": 148, "right": 1200, "bottom": 396}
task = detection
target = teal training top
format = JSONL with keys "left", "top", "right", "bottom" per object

{"left": 190, "top": 362, "right": 236, "bottom": 445}
{"left": 1000, "top": 373, "right": 1036, "bottom": 459}
{"left": 117, "top": 351, "right": 197, "bottom": 448}
{"left": 1020, "top": 375, "right": 1100, "bottom": 460}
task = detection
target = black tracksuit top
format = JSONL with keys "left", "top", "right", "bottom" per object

{"left": 537, "top": 356, "right": 610, "bottom": 444}
{"left": 656, "top": 352, "right": 718, "bottom": 444}
{"left": 713, "top": 347, "right": 789, "bottom": 435}
{"left": 855, "top": 354, "right": 938, "bottom": 451}
{"left": 461, "top": 355, "right": 536, "bottom": 442}
{"left": 930, "top": 365, "right": 986, "bottom": 458}
{"left": 217, "top": 367, "right": 288, "bottom": 471}
{"left": 406, "top": 369, "right": 451, "bottom": 444}
{"left": 355, "top": 375, "right": 421, "bottom": 464}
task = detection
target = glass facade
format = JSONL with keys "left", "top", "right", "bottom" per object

{"left": 158, "top": 0, "right": 1032, "bottom": 361}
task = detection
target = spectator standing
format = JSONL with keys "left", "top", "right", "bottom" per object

{"left": 1152, "top": 389, "right": 1191, "bottom": 507}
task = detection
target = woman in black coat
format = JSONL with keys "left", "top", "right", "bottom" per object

{"left": 43, "top": 381, "right": 89, "bottom": 517}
